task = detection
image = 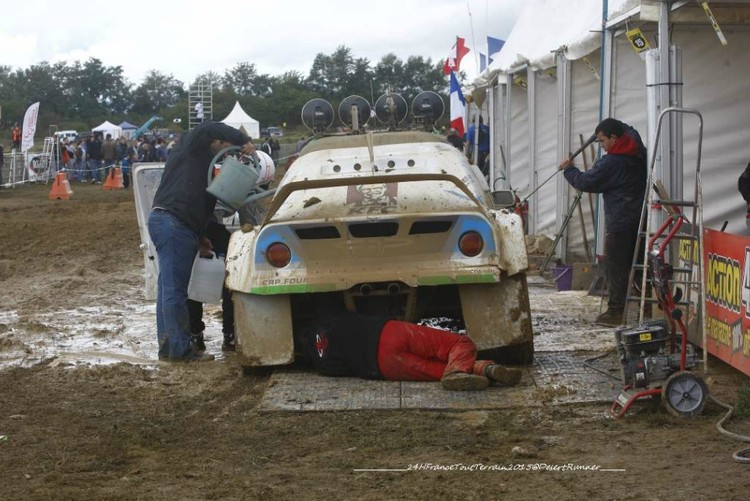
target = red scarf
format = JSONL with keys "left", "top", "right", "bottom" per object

{"left": 608, "top": 133, "right": 638, "bottom": 156}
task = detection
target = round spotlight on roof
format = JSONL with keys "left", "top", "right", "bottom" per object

{"left": 411, "top": 91, "right": 445, "bottom": 123}
{"left": 301, "top": 98, "right": 335, "bottom": 133}
{"left": 338, "top": 95, "right": 371, "bottom": 130}
{"left": 374, "top": 92, "right": 408, "bottom": 129}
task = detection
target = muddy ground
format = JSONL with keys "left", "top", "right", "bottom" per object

{"left": 1, "top": 182, "right": 750, "bottom": 500}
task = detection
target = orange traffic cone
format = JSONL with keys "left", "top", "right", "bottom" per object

{"left": 49, "top": 171, "right": 73, "bottom": 200}
{"left": 103, "top": 166, "right": 125, "bottom": 190}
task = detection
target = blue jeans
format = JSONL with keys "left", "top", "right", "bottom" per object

{"left": 148, "top": 209, "right": 199, "bottom": 359}
{"left": 87, "top": 159, "right": 102, "bottom": 182}
{"left": 74, "top": 158, "right": 85, "bottom": 180}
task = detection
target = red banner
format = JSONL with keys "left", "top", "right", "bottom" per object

{"left": 700, "top": 228, "right": 750, "bottom": 376}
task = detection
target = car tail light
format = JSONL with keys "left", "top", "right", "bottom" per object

{"left": 266, "top": 242, "right": 291, "bottom": 267}
{"left": 458, "top": 231, "right": 483, "bottom": 257}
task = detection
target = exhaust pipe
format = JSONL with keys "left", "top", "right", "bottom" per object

{"left": 360, "top": 284, "right": 372, "bottom": 295}
{"left": 387, "top": 283, "right": 400, "bottom": 295}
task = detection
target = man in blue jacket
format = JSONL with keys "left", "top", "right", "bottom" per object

{"left": 558, "top": 118, "right": 647, "bottom": 326}
{"left": 466, "top": 116, "right": 490, "bottom": 176}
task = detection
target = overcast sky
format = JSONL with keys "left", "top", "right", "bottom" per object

{"left": 0, "top": 0, "right": 527, "bottom": 87}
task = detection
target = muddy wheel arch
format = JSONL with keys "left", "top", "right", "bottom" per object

{"left": 233, "top": 292, "right": 294, "bottom": 367}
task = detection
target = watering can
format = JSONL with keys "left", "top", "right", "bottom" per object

{"left": 206, "top": 146, "right": 277, "bottom": 211}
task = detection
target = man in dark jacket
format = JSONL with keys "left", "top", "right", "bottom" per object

{"left": 298, "top": 310, "right": 522, "bottom": 391}
{"left": 148, "top": 121, "right": 254, "bottom": 362}
{"left": 737, "top": 161, "right": 750, "bottom": 226}
{"left": 101, "top": 133, "right": 117, "bottom": 168}
{"left": 87, "top": 134, "right": 103, "bottom": 183}
{"left": 558, "top": 118, "right": 647, "bottom": 326}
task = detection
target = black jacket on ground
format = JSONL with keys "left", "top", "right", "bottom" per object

{"left": 563, "top": 124, "right": 647, "bottom": 232}
{"left": 299, "top": 311, "right": 389, "bottom": 379}
{"left": 152, "top": 122, "right": 249, "bottom": 235}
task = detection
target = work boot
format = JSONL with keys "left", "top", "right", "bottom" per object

{"left": 190, "top": 332, "right": 206, "bottom": 352}
{"left": 222, "top": 332, "right": 236, "bottom": 352}
{"left": 594, "top": 309, "right": 624, "bottom": 327}
{"left": 441, "top": 372, "right": 489, "bottom": 391}
{"left": 484, "top": 364, "right": 522, "bottom": 387}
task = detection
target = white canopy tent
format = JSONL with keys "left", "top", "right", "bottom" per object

{"left": 92, "top": 120, "right": 123, "bottom": 140}
{"left": 221, "top": 101, "right": 260, "bottom": 139}
{"left": 471, "top": 0, "right": 750, "bottom": 263}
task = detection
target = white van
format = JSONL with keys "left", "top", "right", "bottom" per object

{"left": 54, "top": 130, "right": 78, "bottom": 143}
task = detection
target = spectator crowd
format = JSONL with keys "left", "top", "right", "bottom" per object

{"left": 53, "top": 133, "right": 179, "bottom": 188}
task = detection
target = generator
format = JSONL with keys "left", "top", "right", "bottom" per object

{"left": 611, "top": 319, "right": 708, "bottom": 417}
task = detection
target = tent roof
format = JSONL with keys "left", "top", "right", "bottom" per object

{"left": 471, "top": 0, "right": 637, "bottom": 89}
{"left": 93, "top": 120, "right": 120, "bottom": 131}
{"left": 118, "top": 121, "right": 137, "bottom": 130}
{"left": 222, "top": 101, "right": 258, "bottom": 125}
{"left": 221, "top": 101, "right": 260, "bottom": 138}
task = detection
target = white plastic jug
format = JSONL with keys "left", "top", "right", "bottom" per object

{"left": 187, "top": 251, "right": 225, "bottom": 304}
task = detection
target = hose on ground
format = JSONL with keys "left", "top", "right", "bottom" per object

{"left": 708, "top": 394, "right": 750, "bottom": 464}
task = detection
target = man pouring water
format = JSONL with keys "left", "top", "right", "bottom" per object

{"left": 148, "top": 122, "right": 255, "bottom": 362}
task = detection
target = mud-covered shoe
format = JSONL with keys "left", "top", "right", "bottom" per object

{"left": 441, "top": 372, "right": 489, "bottom": 391}
{"left": 484, "top": 364, "right": 522, "bottom": 387}
{"left": 222, "top": 332, "right": 236, "bottom": 352}
{"left": 594, "top": 310, "right": 624, "bottom": 327}
{"left": 185, "top": 352, "right": 215, "bottom": 363}
{"left": 158, "top": 351, "right": 215, "bottom": 363}
{"left": 190, "top": 332, "right": 206, "bottom": 352}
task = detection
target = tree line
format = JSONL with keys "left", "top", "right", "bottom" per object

{"left": 0, "top": 46, "right": 451, "bottom": 144}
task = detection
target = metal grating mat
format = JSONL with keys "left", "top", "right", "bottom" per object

{"left": 258, "top": 351, "right": 620, "bottom": 412}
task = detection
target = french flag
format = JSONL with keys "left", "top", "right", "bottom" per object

{"left": 449, "top": 71, "right": 466, "bottom": 137}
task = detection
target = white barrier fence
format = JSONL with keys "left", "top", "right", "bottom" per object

{"left": 0, "top": 152, "right": 118, "bottom": 188}
{"left": 0, "top": 151, "right": 56, "bottom": 187}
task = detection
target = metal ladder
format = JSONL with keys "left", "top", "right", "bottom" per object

{"left": 34, "top": 137, "right": 56, "bottom": 182}
{"left": 623, "top": 108, "right": 705, "bottom": 354}
{"left": 188, "top": 81, "right": 213, "bottom": 130}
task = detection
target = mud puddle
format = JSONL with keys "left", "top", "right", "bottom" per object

{"left": 0, "top": 279, "right": 614, "bottom": 370}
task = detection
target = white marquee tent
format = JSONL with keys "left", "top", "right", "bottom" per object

{"left": 470, "top": 0, "right": 750, "bottom": 262}
{"left": 221, "top": 101, "right": 260, "bottom": 139}
{"left": 92, "top": 120, "right": 123, "bottom": 140}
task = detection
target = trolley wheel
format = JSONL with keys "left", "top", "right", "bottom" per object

{"left": 661, "top": 371, "right": 709, "bottom": 417}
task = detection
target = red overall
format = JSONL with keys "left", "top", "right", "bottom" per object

{"left": 376, "top": 320, "right": 493, "bottom": 381}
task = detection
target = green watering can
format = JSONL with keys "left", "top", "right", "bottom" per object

{"left": 206, "top": 146, "right": 276, "bottom": 210}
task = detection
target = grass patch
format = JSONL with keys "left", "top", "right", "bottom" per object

{"left": 734, "top": 384, "right": 750, "bottom": 419}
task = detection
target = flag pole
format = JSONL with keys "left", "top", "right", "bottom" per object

{"left": 465, "top": 0, "right": 480, "bottom": 73}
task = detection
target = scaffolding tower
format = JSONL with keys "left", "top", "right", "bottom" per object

{"left": 189, "top": 82, "right": 213, "bottom": 130}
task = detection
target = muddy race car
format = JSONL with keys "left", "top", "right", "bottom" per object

{"left": 225, "top": 130, "right": 534, "bottom": 369}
